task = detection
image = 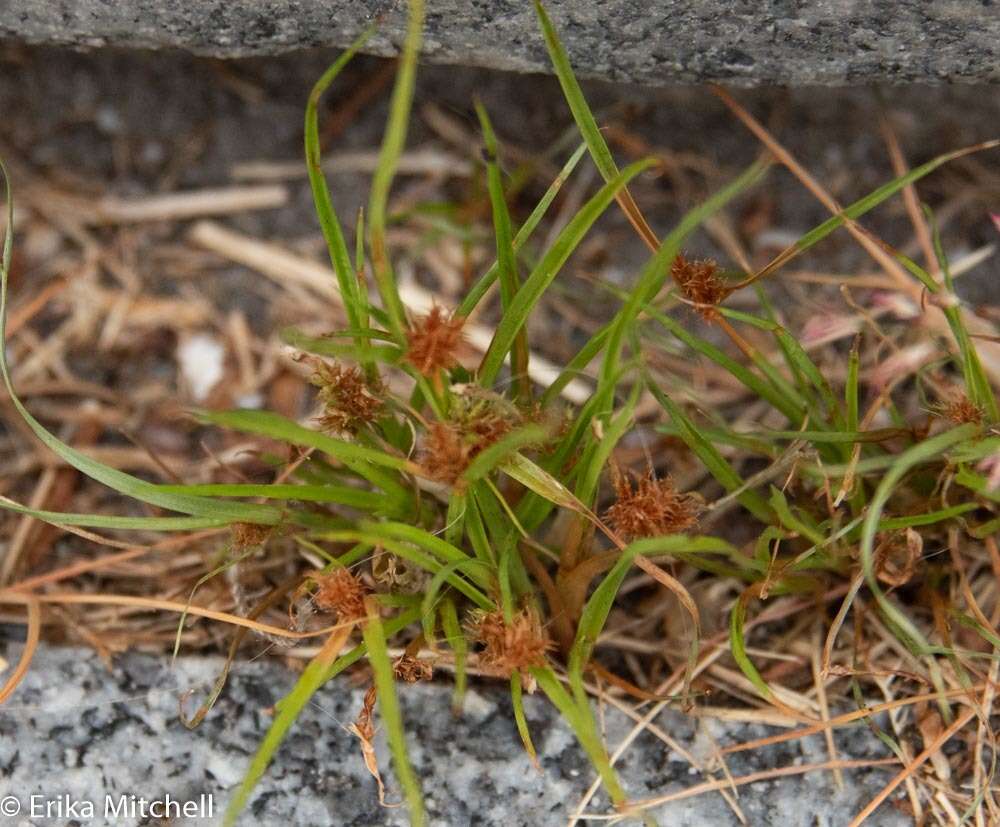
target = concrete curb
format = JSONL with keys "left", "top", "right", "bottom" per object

{"left": 2, "top": 2, "right": 999, "bottom": 86}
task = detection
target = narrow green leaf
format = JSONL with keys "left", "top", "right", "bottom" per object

{"left": 859, "top": 424, "right": 980, "bottom": 653}
{"left": 194, "top": 409, "right": 413, "bottom": 505}
{"left": 478, "top": 159, "right": 654, "bottom": 385}
{"left": 456, "top": 143, "right": 588, "bottom": 319}
{"left": 779, "top": 142, "right": 1000, "bottom": 271}
{"left": 461, "top": 423, "right": 550, "bottom": 485}
{"left": 305, "top": 28, "right": 376, "bottom": 357}
{"left": 440, "top": 598, "right": 468, "bottom": 714}
{"left": 646, "top": 380, "right": 772, "bottom": 523}
{"left": 363, "top": 602, "right": 426, "bottom": 827}
{"left": 510, "top": 673, "right": 539, "bottom": 767}
{"left": 222, "top": 608, "right": 429, "bottom": 825}
{"left": 367, "top": 0, "right": 425, "bottom": 338}
{"left": 729, "top": 594, "right": 773, "bottom": 701}
{"left": 0, "top": 498, "right": 228, "bottom": 530}
{"left": 531, "top": 665, "right": 626, "bottom": 807}
{"left": 476, "top": 100, "right": 529, "bottom": 402}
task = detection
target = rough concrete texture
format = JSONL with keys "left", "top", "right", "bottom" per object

{"left": 0, "top": 643, "right": 910, "bottom": 826}
{"left": 2, "top": 1, "right": 1000, "bottom": 86}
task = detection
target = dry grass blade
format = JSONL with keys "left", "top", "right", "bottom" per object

{"left": 846, "top": 707, "right": 977, "bottom": 827}
{"left": 348, "top": 685, "right": 400, "bottom": 808}
{"left": 0, "top": 596, "right": 40, "bottom": 704}
{"left": 0, "top": 591, "right": 349, "bottom": 640}
{"left": 617, "top": 757, "right": 900, "bottom": 818}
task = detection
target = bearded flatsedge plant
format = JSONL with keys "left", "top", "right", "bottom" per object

{"left": 2, "top": 1, "right": 1000, "bottom": 824}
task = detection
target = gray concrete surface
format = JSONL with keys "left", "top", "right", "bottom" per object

{"left": 2, "top": 1, "right": 1000, "bottom": 86}
{"left": 0, "top": 643, "right": 909, "bottom": 826}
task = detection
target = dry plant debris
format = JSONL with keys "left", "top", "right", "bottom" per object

{"left": 0, "top": 1, "right": 999, "bottom": 825}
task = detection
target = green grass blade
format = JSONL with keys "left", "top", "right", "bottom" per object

{"left": 510, "top": 673, "right": 539, "bottom": 767}
{"left": 846, "top": 340, "right": 860, "bottom": 432}
{"left": 154, "top": 482, "right": 391, "bottom": 510}
{"left": 774, "top": 142, "right": 1000, "bottom": 274}
{"left": 440, "top": 597, "right": 468, "bottom": 713}
{"left": 532, "top": 0, "right": 658, "bottom": 251}
{"left": 859, "top": 423, "right": 980, "bottom": 653}
{"left": 601, "top": 159, "right": 768, "bottom": 391}
{"left": 476, "top": 100, "right": 530, "bottom": 402}
{"left": 0, "top": 498, "right": 228, "bottom": 530}
{"left": 362, "top": 600, "right": 426, "bottom": 826}
{"left": 419, "top": 558, "right": 492, "bottom": 645}
{"left": 305, "top": 27, "right": 376, "bottom": 355}
{"left": 531, "top": 665, "right": 626, "bottom": 806}
{"left": 281, "top": 327, "right": 402, "bottom": 364}
{"left": 729, "top": 592, "right": 774, "bottom": 701}
{"left": 321, "top": 527, "right": 492, "bottom": 607}
{"left": 367, "top": 0, "right": 425, "bottom": 339}
{"left": 194, "top": 409, "right": 413, "bottom": 501}
{"left": 645, "top": 380, "right": 773, "bottom": 523}
{"left": 223, "top": 608, "right": 420, "bottom": 826}
{"left": 461, "top": 423, "right": 550, "bottom": 485}
{"left": 456, "top": 143, "right": 587, "bottom": 319}
{"left": 574, "top": 382, "right": 639, "bottom": 508}
{"left": 647, "top": 306, "right": 801, "bottom": 422}
{"left": 478, "top": 159, "right": 654, "bottom": 386}
{"left": 927, "top": 210, "right": 999, "bottom": 420}
{"left": 878, "top": 503, "right": 979, "bottom": 530}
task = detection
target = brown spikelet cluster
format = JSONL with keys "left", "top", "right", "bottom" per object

{"left": 393, "top": 654, "right": 434, "bottom": 683}
{"left": 469, "top": 607, "right": 552, "bottom": 675}
{"left": 420, "top": 421, "right": 475, "bottom": 484}
{"left": 312, "top": 568, "right": 369, "bottom": 622}
{"left": 231, "top": 522, "right": 272, "bottom": 549}
{"left": 405, "top": 304, "right": 465, "bottom": 376}
{"left": 604, "top": 469, "right": 702, "bottom": 540}
{"left": 934, "top": 393, "right": 983, "bottom": 426}
{"left": 671, "top": 253, "right": 730, "bottom": 319}
{"left": 419, "top": 389, "right": 522, "bottom": 484}
{"left": 309, "top": 359, "right": 383, "bottom": 435}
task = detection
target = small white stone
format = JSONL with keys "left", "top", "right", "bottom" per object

{"left": 205, "top": 751, "right": 244, "bottom": 788}
{"left": 178, "top": 333, "right": 225, "bottom": 402}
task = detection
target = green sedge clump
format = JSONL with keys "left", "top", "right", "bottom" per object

{"left": 1, "top": 0, "right": 999, "bottom": 824}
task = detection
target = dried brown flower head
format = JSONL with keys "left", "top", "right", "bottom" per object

{"left": 309, "top": 360, "right": 383, "bottom": 434}
{"left": 393, "top": 654, "right": 434, "bottom": 683}
{"left": 312, "top": 568, "right": 369, "bottom": 622}
{"left": 231, "top": 522, "right": 272, "bottom": 549}
{"left": 469, "top": 607, "right": 552, "bottom": 675}
{"left": 604, "top": 469, "right": 702, "bottom": 540}
{"left": 934, "top": 393, "right": 983, "bottom": 426}
{"left": 418, "top": 389, "right": 524, "bottom": 485}
{"left": 405, "top": 304, "right": 465, "bottom": 376}
{"left": 671, "top": 254, "right": 730, "bottom": 319}
{"left": 420, "top": 421, "right": 474, "bottom": 484}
